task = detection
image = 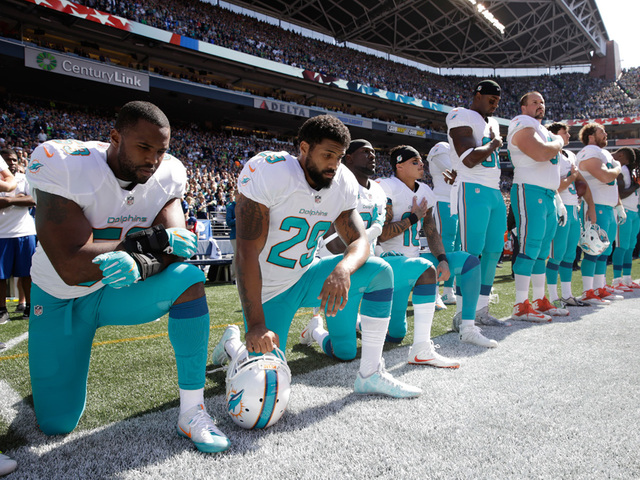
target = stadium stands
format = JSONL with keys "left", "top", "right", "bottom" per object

{"left": 72, "top": 0, "right": 639, "bottom": 121}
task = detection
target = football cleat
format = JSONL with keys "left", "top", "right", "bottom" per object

{"left": 595, "top": 287, "right": 622, "bottom": 301}
{"left": 300, "top": 315, "right": 322, "bottom": 346}
{"left": 22, "top": 304, "right": 30, "bottom": 319}
{"left": 580, "top": 289, "right": 610, "bottom": 305}
{"left": 475, "top": 306, "right": 511, "bottom": 327}
{"left": 0, "top": 452, "right": 17, "bottom": 476}
{"left": 612, "top": 282, "right": 633, "bottom": 293}
{"left": 15, "top": 303, "right": 26, "bottom": 313}
{"left": 451, "top": 311, "right": 462, "bottom": 333}
{"left": 604, "top": 284, "right": 625, "bottom": 294}
{"left": 511, "top": 300, "right": 552, "bottom": 323}
{"left": 354, "top": 358, "right": 422, "bottom": 398}
{"left": 408, "top": 341, "right": 460, "bottom": 368}
{"left": 559, "top": 296, "right": 590, "bottom": 307}
{"left": 532, "top": 297, "right": 569, "bottom": 316}
{"left": 0, "top": 310, "right": 8, "bottom": 325}
{"left": 440, "top": 292, "right": 457, "bottom": 305}
{"left": 626, "top": 280, "right": 640, "bottom": 289}
{"left": 211, "top": 325, "right": 240, "bottom": 366}
{"left": 177, "top": 404, "right": 230, "bottom": 453}
{"left": 435, "top": 295, "right": 447, "bottom": 311}
{"left": 459, "top": 325, "right": 498, "bottom": 348}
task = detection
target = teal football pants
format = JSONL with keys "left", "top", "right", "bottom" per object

{"left": 29, "top": 263, "right": 208, "bottom": 435}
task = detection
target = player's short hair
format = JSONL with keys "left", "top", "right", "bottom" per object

{"left": 548, "top": 122, "right": 569, "bottom": 135}
{"left": 297, "top": 115, "right": 351, "bottom": 151}
{"left": 0, "top": 148, "right": 16, "bottom": 159}
{"left": 519, "top": 91, "right": 542, "bottom": 106}
{"left": 615, "top": 147, "right": 636, "bottom": 166}
{"left": 115, "top": 101, "right": 170, "bottom": 133}
{"left": 578, "top": 123, "right": 603, "bottom": 146}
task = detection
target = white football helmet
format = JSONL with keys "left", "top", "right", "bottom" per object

{"left": 225, "top": 345, "right": 291, "bottom": 429}
{"left": 579, "top": 221, "right": 610, "bottom": 256}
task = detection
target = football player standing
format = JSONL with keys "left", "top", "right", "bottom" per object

{"left": 576, "top": 123, "right": 625, "bottom": 303}
{"left": 446, "top": 80, "right": 510, "bottom": 327}
{"left": 507, "top": 92, "right": 568, "bottom": 321}
{"left": 544, "top": 122, "right": 595, "bottom": 307}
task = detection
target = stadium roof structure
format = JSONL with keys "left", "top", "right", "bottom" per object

{"left": 227, "top": 0, "right": 609, "bottom": 69}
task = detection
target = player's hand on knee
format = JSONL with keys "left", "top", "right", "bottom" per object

{"left": 436, "top": 261, "right": 450, "bottom": 282}
{"left": 319, "top": 268, "right": 350, "bottom": 317}
{"left": 245, "top": 326, "right": 279, "bottom": 354}
{"left": 165, "top": 227, "right": 198, "bottom": 258}
{"left": 93, "top": 251, "right": 141, "bottom": 288}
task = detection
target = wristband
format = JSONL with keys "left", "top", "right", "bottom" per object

{"left": 437, "top": 254, "right": 448, "bottom": 263}
{"left": 123, "top": 224, "right": 169, "bottom": 254}
{"left": 408, "top": 213, "right": 419, "bottom": 225}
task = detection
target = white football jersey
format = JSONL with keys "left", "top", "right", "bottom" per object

{"left": 27, "top": 139, "right": 186, "bottom": 299}
{"left": 507, "top": 115, "right": 561, "bottom": 191}
{"left": 620, "top": 165, "right": 639, "bottom": 211}
{"left": 427, "top": 142, "right": 452, "bottom": 203}
{"left": 558, "top": 150, "right": 579, "bottom": 207}
{"left": 238, "top": 151, "right": 358, "bottom": 303}
{"left": 0, "top": 156, "right": 8, "bottom": 171}
{"left": 576, "top": 145, "right": 619, "bottom": 207}
{"left": 0, "top": 172, "right": 36, "bottom": 238}
{"left": 376, "top": 176, "right": 436, "bottom": 258}
{"left": 446, "top": 107, "right": 501, "bottom": 189}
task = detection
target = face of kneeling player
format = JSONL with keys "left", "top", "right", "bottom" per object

{"left": 299, "top": 138, "right": 346, "bottom": 189}
{"left": 111, "top": 119, "right": 171, "bottom": 184}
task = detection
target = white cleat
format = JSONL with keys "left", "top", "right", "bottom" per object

{"left": 300, "top": 314, "right": 323, "bottom": 345}
{"left": 408, "top": 340, "right": 460, "bottom": 368}
{"left": 177, "top": 404, "right": 230, "bottom": 453}
{"left": 460, "top": 325, "right": 498, "bottom": 348}
{"left": 211, "top": 325, "right": 240, "bottom": 366}
{"left": 354, "top": 359, "right": 422, "bottom": 398}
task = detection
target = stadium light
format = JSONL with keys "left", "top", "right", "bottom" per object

{"left": 466, "top": 0, "right": 505, "bottom": 35}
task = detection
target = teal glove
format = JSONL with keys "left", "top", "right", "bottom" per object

{"left": 93, "top": 251, "right": 141, "bottom": 288}
{"left": 380, "top": 250, "right": 404, "bottom": 258}
{"left": 166, "top": 227, "right": 198, "bottom": 258}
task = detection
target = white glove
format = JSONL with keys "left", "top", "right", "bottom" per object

{"left": 615, "top": 204, "right": 627, "bottom": 225}
{"left": 554, "top": 193, "right": 567, "bottom": 227}
{"left": 365, "top": 223, "right": 383, "bottom": 243}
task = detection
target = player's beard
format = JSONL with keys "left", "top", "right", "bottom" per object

{"left": 116, "top": 149, "right": 155, "bottom": 184}
{"left": 306, "top": 160, "right": 335, "bottom": 189}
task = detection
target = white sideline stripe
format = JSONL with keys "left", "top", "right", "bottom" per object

{"left": 2, "top": 332, "right": 28, "bottom": 351}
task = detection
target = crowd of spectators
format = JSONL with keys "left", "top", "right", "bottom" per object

{"left": 618, "top": 67, "right": 640, "bottom": 101}
{"left": 71, "top": 0, "right": 640, "bottom": 121}
{"left": 0, "top": 98, "right": 296, "bottom": 217}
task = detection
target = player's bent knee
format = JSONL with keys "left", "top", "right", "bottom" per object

{"left": 417, "top": 266, "right": 437, "bottom": 284}
{"left": 331, "top": 346, "right": 357, "bottom": 362}
{"left": 38, "top": 414, "right": 80, "bottom": 436}
{"left": 165, "top": 263, "right": 206, "bottom": 299}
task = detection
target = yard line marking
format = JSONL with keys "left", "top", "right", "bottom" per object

{"left": 0, "top": 323, "right": 244, "bottom": 362}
